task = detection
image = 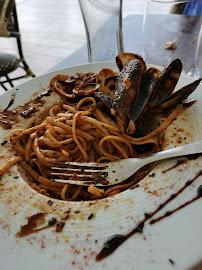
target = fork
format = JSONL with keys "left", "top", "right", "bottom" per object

{"left": 51, "top": 140, "right": 202, "bottom": 186}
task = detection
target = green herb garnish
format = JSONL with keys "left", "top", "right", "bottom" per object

{"left": 144, "top": 212, "right": 152, "bottom": 218}
{"left": 95, "top": 240, "right": 98, "bottom": 243}
{"left": 151, "top": 173, "right": 155, "bottom": 177}
{"left": 48, "top": 217, "right": 57, "bottom": 226}
{"left": 88, "top": 213, "right": 94, "bottom": 220}
{"left": 104, "top": 243, "right": 110, "bottom": 248}
{"left": 168, "top": 258, "right": 175, "bottom": 265}
{"left": 136, "top": 226, "right": 143, "bottom": 233}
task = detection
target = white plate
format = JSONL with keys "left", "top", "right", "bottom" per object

{"left": 0, "top": 62, "right": 201, "bottom": 270}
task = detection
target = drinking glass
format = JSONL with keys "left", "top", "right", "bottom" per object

{"left": 79, "top": 0, "right": 124, "bottom": 63}
{"left": 143, "top": 0, "right": 202, "bottom": 79}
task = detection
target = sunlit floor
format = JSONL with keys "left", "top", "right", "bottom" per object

{"left": 0, "top": 0, "right": 146, "bottom": 95}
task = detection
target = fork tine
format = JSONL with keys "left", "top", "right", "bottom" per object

{"left": 51, "top": 166, "right": 107, "bottom": 174}
{"left": 51, "top": 172, "right": 105, "bottom": 179}
{"left": 52, "top": 161, "right": 107, "bottom": 169}
{"left": 50, "top": 161, "right": 109, "bottom": 186}
{"left": 51, "top": 179, "right": 109, "bottom": 186}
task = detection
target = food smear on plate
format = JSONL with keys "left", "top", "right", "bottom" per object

{"left": 0, "top": 89, "right": 52, "bottom": 129}
{"left": 0, "top": 52, "right": 201, "bottom": 202}
{"left": 16, "top": 212, "right": 66, "bottom": 237}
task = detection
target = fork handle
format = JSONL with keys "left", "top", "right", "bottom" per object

{"left": 139, "top": 140, "right": 202, "bottom": 165}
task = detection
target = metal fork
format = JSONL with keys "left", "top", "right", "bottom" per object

{"left": 51, "top": 140, "right": 202, "bottom": 186}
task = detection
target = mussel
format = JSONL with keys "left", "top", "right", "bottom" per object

{"left": 50, "top": 52, "right": 201, "bottom": 136}
{"left": 151, "top": 78, "right": 202, "bottom": 113}
{"left": 113, "top": 59, "right": 142, "bottom": 133}
{"left": 95, "top": 53, "right": 201, "bottom": 135}
{"left": 116, "top": 52, "right": 147, "bottom": 73}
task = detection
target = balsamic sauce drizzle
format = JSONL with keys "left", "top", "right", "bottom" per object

{"left": 162, "top": 153, "right": 201, "bottom": 174}
{"left": 96, "top": 170, "right": 202, "bottom": 261}
{"left": 150, "top": 185, "right": 202, "bottom": 224}
{"left": 162, "top": 159, "right": 186, "bottom": 173}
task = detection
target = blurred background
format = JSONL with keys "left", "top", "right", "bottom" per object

{"left": 0, "top": 0, "right": 146, "bottom": 77}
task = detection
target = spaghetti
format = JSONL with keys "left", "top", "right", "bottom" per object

{"left": 0, "top": 92, "right": 183, "bottom": 201}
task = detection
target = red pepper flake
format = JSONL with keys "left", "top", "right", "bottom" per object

{"left": 73, "top": 173, "right": 79, "bottom": 179}
{"left": 62, "top": 214, "right": 69, "bottom": 220}
{"left": 56, "top": 221, "right": 65, "bottom": 232}
{"left": 177, "top": 139, "right": 182, "bottom": 144}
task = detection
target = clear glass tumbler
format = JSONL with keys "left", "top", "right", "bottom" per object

{"left": 143, "top": 0, "right": 202, "bottom": 79}
{"left": 79, "top": 0, "right": 124, "bottom": 63}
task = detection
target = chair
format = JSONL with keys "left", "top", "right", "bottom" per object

{"left": 0, "top": 0, "right": 35, "bottom": 91}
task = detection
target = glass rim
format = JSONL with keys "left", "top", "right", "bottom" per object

{"left": 148, "top": 0, "right": 188, "bottom": 3}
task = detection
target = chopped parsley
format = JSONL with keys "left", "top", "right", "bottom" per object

{"left": 136, "top": 226, "right": 143, "bottom": 233}
{"left": 48, "top": 217, "right": 57, "bottom": 226}
{"left": 168, "top": 258, "right": 175, "bottom": 265}
{"left": 144, "top": 212, "right": 152, "bottom": 218}
{"left": 88, "top": 213, "right": 94, "bottom": 220}
{"left": 104, "top": 243, "right": 110, "bottom": 248}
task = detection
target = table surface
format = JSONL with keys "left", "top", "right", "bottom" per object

{"left": 50, "top": 15, "right": 144, "bottom": 71}
{"left": 51, "top": 14, "right": 201, "bottom": 78}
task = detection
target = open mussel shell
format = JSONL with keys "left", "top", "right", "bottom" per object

{"left": 94, "top": 92, "right": 114, "bottom": 109}
{"left": 151, "top": 78, "right": 202, "bottom": 113}
{"left": 134, "top": 110, "right": 160, "bottom": 138}
{"left": 146, "top": 67, "right": 161, "bottom": 79}
{"left": 50, "top": 74, "right": 76, "bottom": 99}
{"left": 148, "top": 59, "right": 182, "bottom": 108}
{"left": 104, "top": 76, "right": 118, "bottom": 98}
{"left": 113, "top": 59, "right": 142, "bottom": 133}
{"left": 73, "top": 83, "right": 100, "bottom": 96}
{"left": 96, "top": 68, "right": 118, "bottom": 98}
{"left": 94, "top": 68, "right": 118, "bottom": 109}
{"left": 116, "top": 52, "right": 147, "bottom": 73}
{"left": 128, "top": 73, "right": 156, "bottom": 130}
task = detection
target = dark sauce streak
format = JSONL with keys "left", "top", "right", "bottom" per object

{"left": 162, "top": 159, "right": 187, "bottom": 173}
{"left": 0, "top": 110, "right": 18, "bottom": 129}
{"left": 4, "top": 92, "right": 16, "bottom": 111}
{"left": 150, "top": 185, "right": 202, "bottom": 224}
{"left": 162, "top": 153, "right": 201, "bottom": 173}
{"left": 96, "top": 170, "right": 202, "bottom": 261}
{"left": 96, "top": 222, "right": 145, "bottom": 261}
{"left": 186, "top": 153, "right": 201, "bottom": 160}
{"left": 0, "top": 89, "right": 52, "bottom": 129}
{"left": 0, "top": 119, "right": 13, "bottom": 129}
{"left": 0, "top": 92, "right": 18, "bottom": 129}
{"left": 20, "top": 89, "right": 52, "bottom": 118}
{"left": 16, "top": 211, "right": 66, "bottom": 237}
{"left": 16, "top": 212, "right": 48, "bottom": 237}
